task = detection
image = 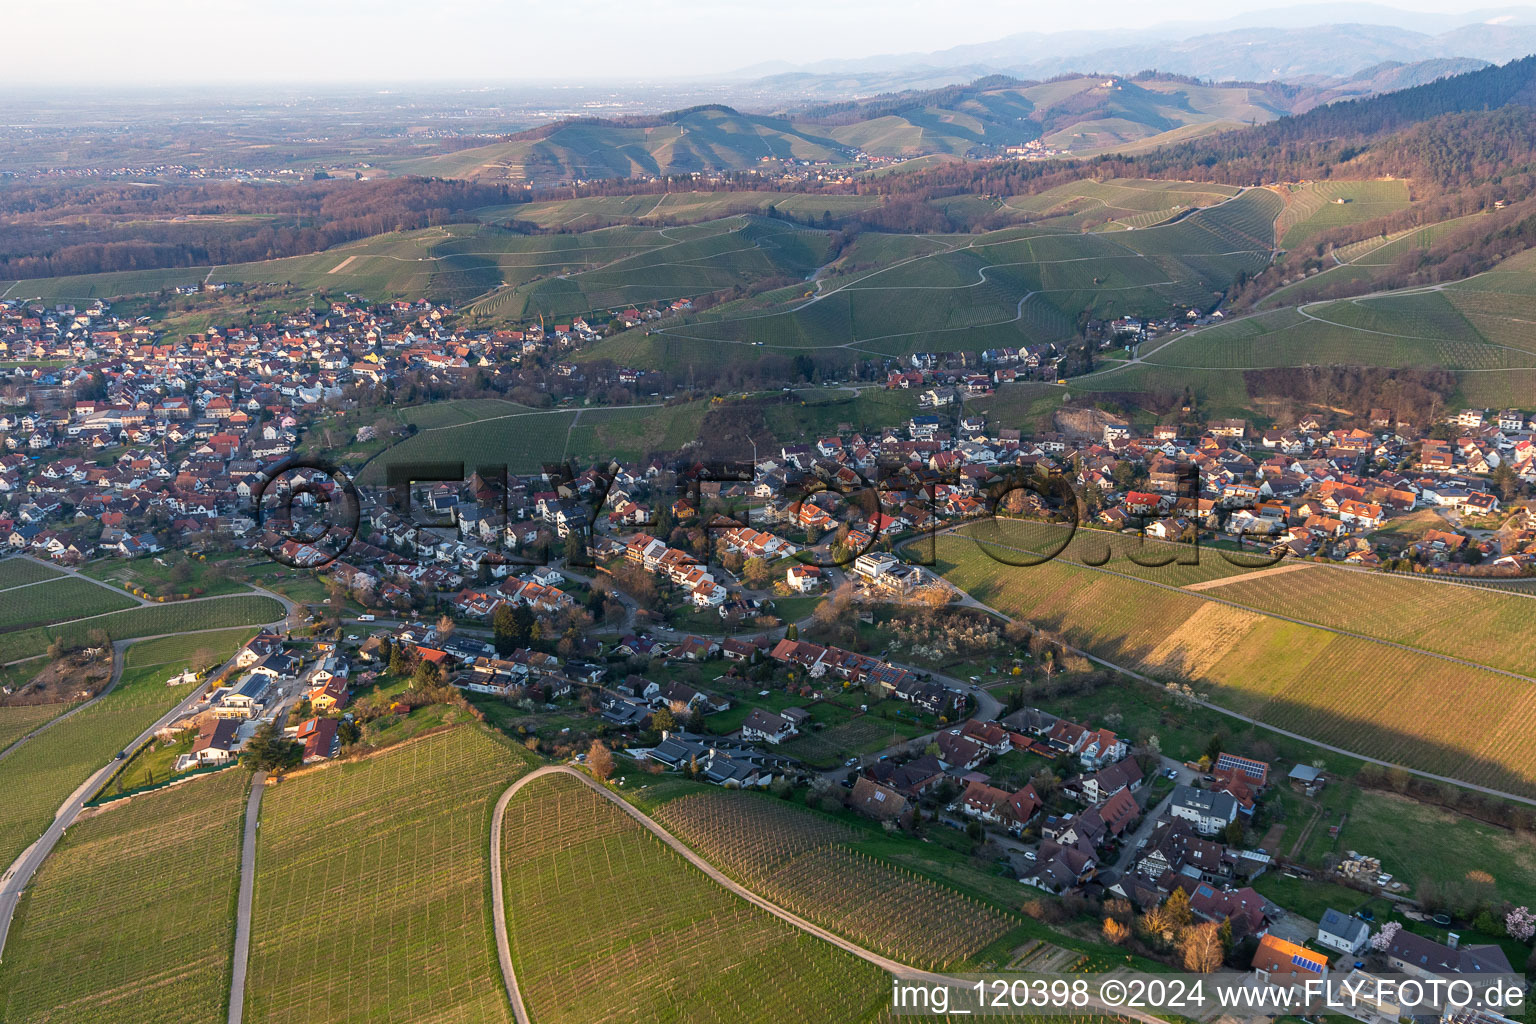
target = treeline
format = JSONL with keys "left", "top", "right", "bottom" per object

{"left": 1242, "top": 366, "right": 1455, "bottom": 425}
{"left": 0, "top": 177, "right": 511, "bottom": 280}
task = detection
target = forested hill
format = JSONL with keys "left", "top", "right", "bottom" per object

{"left": 881, "top": 56, "right": 1536, "bottom": 196}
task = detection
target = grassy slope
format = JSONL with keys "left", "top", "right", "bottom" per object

{"left": 245, "top": 726, "right": 529, "bottom": 1024}
{"left": 0, "top": 627, "right": 255, "bottom": 880}
{"left": 935, "top": 527, "right": 1536, "bottom": 797}
{"left": 502, "top": 771, "right": 889, "bottom": 1024}
{"left": 0, "top": 770, "right": 248, "bottom": 1024}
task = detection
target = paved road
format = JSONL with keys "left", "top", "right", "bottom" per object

{"left": 0, "top": 628, "right": 280, "bottom": 962}
{"left": 489, "top": 765, "right": 1167, "bottom": 1024}
{"left": 227, "top": 772, "right": 266, "bottom": 1024}
{"left": 949, "top": 586, "right": 1536, "bottom": 810}
{"left": 1108, "top": 757, "right": 1196, "bottom": 877}
{"left": 0, "top": 640, "right": 128, "bottom": 764}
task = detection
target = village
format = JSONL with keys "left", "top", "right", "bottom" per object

{"left": 1, "top": 287, "right": 1534, "bottom": 1018}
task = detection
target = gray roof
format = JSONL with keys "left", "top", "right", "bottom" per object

{"left": 1319, "top": 908, "right": 1369, "bottom": 943}
{"left": 1171, "top": 784, "right": 1238, "bottom": 820}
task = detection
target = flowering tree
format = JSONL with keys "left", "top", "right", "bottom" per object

{"left": 1370, "top": 921, "right": 1401, "bottom": 952}
{"left": 1506, "top": 906, "right": 1535, "bottom": 943}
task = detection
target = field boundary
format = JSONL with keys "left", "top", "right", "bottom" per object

{"left": 489, "top": 766, "right": 1164, "bottom": 1024}
{"left": 1183, "top": 561, "right": 1317, "bottom": 591}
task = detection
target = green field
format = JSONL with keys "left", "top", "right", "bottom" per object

{"left": 0, "top": 577, "right": 138, "bottom": 632}
{"left": 0, "top": 702, "right": 73, "bottom": 754}
{"left": 359, "top": 401, "right": 709, "bottom": 484}
{"left": 1320, "top": 786, "right": 1536, "bottom": 909}
{"left": 0, "top": 559, "right": 67, "bottom": 590}
{"left": 0, "top": 627, "right": 254, "bottom": 875}
{"left": 935, "top": 527, "right": 1536, "bottom": 798}
{"left": 646, "top": 189, "right": 1280, "bottom": 361}
{"left": 502, "top": 771, "right": 889, "bottom": 1024}
{"left": 0, "top": 769, "right": 248, "bottom": 1024}
{"left": 245, "top": 726, "right": 529, "bottom": 1024}
{"left": 79, "top": 554, "right": 253, "bottom": 599}
{"left": 1276, "top": 180, "right": 1413, "bottom": 250}
{"left": 0, "top": 594, "right": 285, "bottom": 666}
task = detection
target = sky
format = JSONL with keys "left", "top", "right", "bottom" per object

{"left": 5, "top": 0, "right": 1522, "bottom": 83}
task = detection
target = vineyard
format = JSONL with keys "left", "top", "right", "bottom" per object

{"left": 360, "top": 400, "right": 709, "bottom": 484}
{"left": 0, "top": 769, "right": 248, "bottom": 1024}
{"left": 502, "top": 773, "right": 888, "bottom": 1024}
{"left": 0, "top": 594, "right": 285, "bottom": 666}
{"left": 245, "top": 726, "right": 529, "bottom": 1024}
{"left": 0, "top": 628, "right": 251, "bottom": 871}
{"left": 1276, "top": 180, "right": 1412, "bottom": 250}
{"left": 1143, "top": 289, "right": 1531, "bottom": 372}
{"left": 655, "top": 792, "right": 1015, "bottom": 969}
{"left": 1203, "top": 565, "right": 1536, "bottom": 678}
{"left": 0, "top": 559, "right": 66, "bottom": 590}
{"left": 0, "top": 702, "right": 73, "bottom": 754}
{"left": 0, "top": 577, "right": 137, "bottom": 632}
{"left": 649, "top": 190, "right": 1280, "bottom": 357}
{"left": 937, "top": 534, "right": 1536, "bottom": 798}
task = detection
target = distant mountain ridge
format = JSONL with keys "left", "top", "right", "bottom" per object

{"left": 397, "top": 71, "right": 1407, "bottom": 184}
{"left": 722, "top": 6, "right": 1536, "bottom": 101}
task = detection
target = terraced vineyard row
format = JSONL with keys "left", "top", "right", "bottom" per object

{"left": 0, "top": 702, "right": 74, "bottom": 754}
{"left": 0, "top": 769, "right": 248, "bottom": 1024}
{"left": 0, "top": 594, "right": 284, "bottom": 666}
{"left": 0, "top": 577, "right": 138, "bottom": 633}
{"left": 247, "top": 726, "right": 528, "bottom": 1024}
{"left": 937, "top": 535, "right": 1536, "bottom": 797}
{"left": 1205, "top": 566, "right": 1536, "bottom": 678}
{"left": 0, "top": 559, "right": 66, "bottom": 590}
{"left": 504, "top": 773, "right": 887, "bottom": 1024}
{"left": 0, "top": 628, "right": 253, "bottom": 871}
{"left": 656, "top": 790, "right": 1015, "bottom": 969}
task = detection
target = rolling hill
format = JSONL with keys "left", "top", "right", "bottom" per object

{"left": 391, "top": 76, "right": 1300, "bottom": 183}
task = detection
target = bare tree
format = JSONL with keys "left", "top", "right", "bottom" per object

{"left": 1180, "top": 922, "right": 1224, "bottom": 973}
{"left": 587, "top": 740, "right": 614, "bottom": 781}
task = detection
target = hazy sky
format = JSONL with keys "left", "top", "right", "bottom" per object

{"left": 6, "top": 0, "right": 1519, "bottom": 83}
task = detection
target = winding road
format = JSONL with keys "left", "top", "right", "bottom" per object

{"left": 488, "top": 765, "right": 1165, "bottom": 1024}
{"left": 0, "top": 599, "right": 292, "bottom": 963}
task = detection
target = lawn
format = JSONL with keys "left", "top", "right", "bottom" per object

{"left": 502, "top": 771, "right": 889, "bottom": 1023}
{"left": 1318, "top": 785, "right": 1536, "bottom": 910}
{"left": 245, "top": 726, "right": 531, "bottom": 1024}
{"left": 0, "top": 769, "right": 248, "bottom": 1024}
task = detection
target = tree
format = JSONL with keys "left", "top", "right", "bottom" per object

{"left": 1223, "top": 819, "right": 1246, "bottom": 846}
{"left": 651, "top": 707, "right": 677, "bottom": 734}
{"left": 1505, "top": 906, "right": 1535, "bottom": 942}
{"left": 1180, "top": 922, "right": 1224, "bottom": 972}
{"left": 241, "top": 721, "right": 302, "bottom": 772}
{"left": 1165, "top": 887, "right": 1193, "bottom": 929}
{"left": 587, "top": 740, "right": 614, "bottom": 781}
{"left": 436, "top": 614, "right": 455, "bottom": 641}
{"left": 743, "top": 556, "right": 770, "bottom": 589}
{"left": 1103, "top": 917, "right": 1131, "bottom": 945}
{"left": 1370, "top": 921, "right": 1402, "bottom": 951}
